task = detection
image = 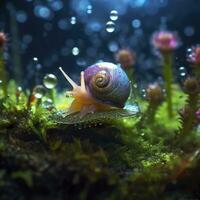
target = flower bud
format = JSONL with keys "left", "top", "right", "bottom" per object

{"left": 116, "top": 49, "right": 135, "bottom": 69}
{"left": 146, "top": 84, "right": 163, "bottom": 104}
{"left": 152, "top": 30, "right": 179, "bottom": 53}
{"left": 183, "top": 77, "right": 199, "bottom": 95}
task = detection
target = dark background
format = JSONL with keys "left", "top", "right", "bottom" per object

{"left": 0, "top": 0, "right": 200, "bottom": 89}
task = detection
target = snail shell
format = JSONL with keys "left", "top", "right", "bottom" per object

{"left": 84, "top": 62, "right": 130, "bottom": 108}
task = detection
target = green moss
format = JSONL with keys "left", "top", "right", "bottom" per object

{"left": 0, "top": 80, "right": 200, "bottom": 199}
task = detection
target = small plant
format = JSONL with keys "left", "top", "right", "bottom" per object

{"left": 152, "top": 30, "right": 179, "bottom": 117}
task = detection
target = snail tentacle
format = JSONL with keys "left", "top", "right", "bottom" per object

{"left": 59, "top": 67, "right": 78, "bottom": 89}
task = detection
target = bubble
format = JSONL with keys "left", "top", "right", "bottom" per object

{"left": 110, "top": 10, "right": 118, "bottom": 21}
{"left": 106, "top": 21, "right": 115, "bottom": 33}
{"left": 179, "top": 66, "right": 187, "bottom": 77}
{"left": 72, "top": 47, "right": 80, "bottom": 56}
{"left": 33, "top": 85, "right": 46, "bottom": 99}
{"left": 42, "top": 98, "right": 54, "bottom": 109}
{"left": 76, "top": 58, "right": 86, "bottom": 66}
{"left": 184, "top": 26, "right": 195, "bottom": 37}
{"left": 70, "top": 16, "right": 76, "bottom": 25}
{"left": 43, "top": 74, "right": 58, "bottom": 89}
{"left": 132, "top": 19, "right": 141, "bottom": 28}
{"left": 49, "top": 0, "right": 63, "bottom": 11}
{"left": 86, "top": 21, "right": 102, "bottom": 33}
{"left": 34, "top": 5, "right": 52, "bottom": 19}
{"left": 17, "top": 86, "right": 22, "bottom": 92}
{"left": 108, "top": 41, "right": 119, "bottom": 52}
{"left": 87, "top": 5, "right": 92, "bottom": 14}
{"left": 130, "top": 0, "right": 146, "bottom": 7}
{"left": 141, "top": 89, "right": 146, "bottom": 98}
{"left": 16, "top": 11, "right": 28, "bottom": 23}
{"left": 58, "top": 19, "right": 68, "bottom": 30}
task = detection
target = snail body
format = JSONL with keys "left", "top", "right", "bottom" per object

{"left": 59, "top": 62, "right": 130, "bottom": 115}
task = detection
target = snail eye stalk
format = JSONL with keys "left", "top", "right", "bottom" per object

{"left": 59, "top": 67, "right": 86, "bottom": 93}
{"left": 59, "top": 67, "right": 78, "bottom": 89}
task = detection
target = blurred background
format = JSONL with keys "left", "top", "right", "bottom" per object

{"left": 0, "top": 0, "right": 200, "bottom": 89}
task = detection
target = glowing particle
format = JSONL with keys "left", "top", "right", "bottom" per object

{"left": 43, "top": 74, "right": 58, "bottom": 89}
{"left": 33, "top": 57, "right": 38, "bottom": 62}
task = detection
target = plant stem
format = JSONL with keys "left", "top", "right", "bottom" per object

{"left": 48, "top": 89, "right": 55, "bottom": 103}
{"left": 180, "top": 95, "right": 198, "bottom": 135}
{"left": 146, "top": 104, "right": 158, "bottom": 124}
{"left": 0, "top": 49, "right": 8, "bottom": 97}
{"left": 163, "top": 53, "right": 173, "bottom": 118}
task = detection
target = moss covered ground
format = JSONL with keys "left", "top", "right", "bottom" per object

{"left": 0, "top": 81, "right": 200, "bottom": 200}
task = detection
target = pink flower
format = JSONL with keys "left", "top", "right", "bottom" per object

{"left": 0, "top": 32, "right": 7, "bottom": 48}
{"left": 187, "top": 45, "right": 200, "bottom": 65}
{"left": 152, "top": 31, "right": 179, "bottom": 53}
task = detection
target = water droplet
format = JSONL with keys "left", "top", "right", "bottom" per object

{"left": 42, "top": 98, "right": 54, "bottom": 109}
{"left": 70, "top": 16, "right": 76, "bottom": 25}
{"left": 34, "top": 5, "right": 52, "bottom": 20}
{"left": 179, "top": 66, "right": 187, "bottom": 77}
{"left": 132, "top": 19, "right": 141, "bottom": 28}
{"left": 17, "top": 86, "right": 22, "bottom": 92}
{"left": 16, "top": 10, "right": 28, "bottom": 23}
{"left": 72, "top": 47, "right": 79, "bottom": 56}
{"left": 141, "top": 89, "right": 146, "bottom": 98}
{"left": 106, "top": 21, "right": 115, "bottom": 33}
{"left": 110, "top": 10, "right": 118, "bottom": 21}
{"left": 43, "top": 74, "right": 58, "bottom": 89}
{"left": 108, "top": 41, "right": 119, "bottom": 52}
{"left": 33, "top": 57, "right": 38, "bottom": 62}
{"left": 87, "top": 5, "right": 92, "bottom": 14}
{"left": 33, "top": 85, "right": 46, "bottom": 99}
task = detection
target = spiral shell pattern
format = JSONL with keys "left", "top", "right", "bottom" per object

{"left": 84, "top": 62, "right": 130, "bottom": 108}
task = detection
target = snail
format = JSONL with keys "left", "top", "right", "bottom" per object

{"left": 59, "top": 62, "right": 130, "bottom": 116}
